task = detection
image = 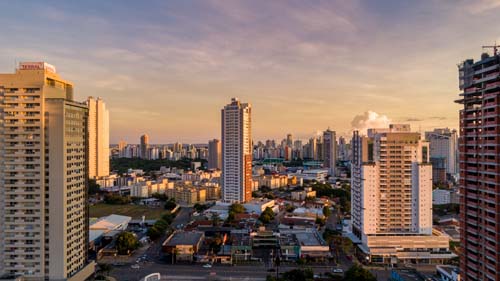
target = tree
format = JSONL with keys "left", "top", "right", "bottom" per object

{"left": 281, "top": 268, "right": 314, "bottom": 281}
{"left": 193, "top": 203, "right": 209, "bottom": 212}
{"left": 161, "top": 212, "right": 174, "bottom": 224}
{"left": 323, "top": 206, "right": 332, "bottom": 217}
{"left": 344, "top": 264, "right": 376, "bottom": 281}
{"left": 147, "top": 226, "right": 162, "bottom": 240}
{"left": 116, "top": 232, "right": 139, "bottom": 255}
{"left": 259, "top": 213, "right": 272, "bottom": 224}
{"left": 226, "top": 211, "right": 236, "bottom": 224}
{"left": 89, "top": 179, "right": 101, "bottom": 195}
{"left": 104, "top": 193, "right": 131, "bottom": 205}
{"left": 209, "top": 235, "right": 223, "bottom": 254}
{"left": 164, "top": 198, "right": 177, "bottom": 211}
{"left": 259, "top": 207, "right": 275, "bottom": 224}
{"left": 151, "top": 192, "right": 168, "bottom": 201}
{"left": 285, "top": 204, "right": 295, "bottom": 213}
{"left": 229, "top": 203, "right": 246, "bottom": 214}
{"left": 315, "top": 217, "right": 326, "bottom": 226}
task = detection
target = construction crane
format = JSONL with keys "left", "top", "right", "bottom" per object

{"left": 482, "top": 42, "right": 500, "bottom": 55}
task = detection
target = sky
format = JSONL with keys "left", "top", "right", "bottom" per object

{"left": 1, "top": 0, "right": 499, "bottom": 144}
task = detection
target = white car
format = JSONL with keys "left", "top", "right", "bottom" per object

{"left": 131, "top": 264, "right": 140, "bottom": 269}
{"left": 332, "top": 268, "right": 343, "bottom": 273}
{"left": 203, "top": 264, "right": 212, "bottom": 268}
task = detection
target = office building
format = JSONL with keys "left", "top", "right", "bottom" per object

{"left": 425, "top": 128, "right": 458, "bottom": 180}
{"left": 140, "top": 134, "right": 149, "bottom": 159}
{"left": 456, "top": 50, "right": 500, "bottom": 281}
{"left": 323, "top": 129, "right": 337, "bottom": 176}
{"left": 87, "top": 96, "right": 110, "bottom": 178}
{"left": 208, "top": 139, "right": 222, "bottom": 170}
{"left": 350, "top": 124, "right": 453, "bottom": 264}
{"left": 221, "top": 98, "right": 252, "bottom": 203}
{"left": 0, "top": 62, "right": 94, "bottom": 280}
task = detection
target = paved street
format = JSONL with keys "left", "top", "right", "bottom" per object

{"left": 110, "top": 263, "right": 347, "bottom": 281}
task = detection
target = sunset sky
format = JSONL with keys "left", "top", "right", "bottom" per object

{"left": 1, "top": 0, "right": 499, "bottom": 143}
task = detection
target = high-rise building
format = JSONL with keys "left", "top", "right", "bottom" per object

{"left": 87, "top": 96, "right": 110, "bottom": 178}
{"left": 349, "top": 124, "right": 453, "bottom": 264}
{"left": 118, "top": 140, "right": 127, "bottom": 157}
{"left": 337, "top": 136, "right": 349, "bottom": 161}
{"left": 140, "top": 134, "right": 149, "bottom": 159}
{"left": 456, "top": 51, "right": 500, "bottom": 281}
{"left": 208, "top": 139, "right": 222, "bottom": 170}
{"left": 0, "top": 62, "right": 94, "bottom": 280}
{"left": 308, "top": 137, "right": 317, "bottom": 160}
{"left": 323, "top": 129, "right": 337, "bottom": 176}
{"left": 286, "top": 133, "right": 293, "bottom": 147}
{"left": 221, "top": 98, "right": 252, "bottom": 203}
{"left": 425, "top": 128, "right": 458, "bottom": 181}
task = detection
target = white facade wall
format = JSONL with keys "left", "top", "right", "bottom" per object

{"left": 221, "top": 98, "right": 252, "bottom": 203}
{"left": 361, "top": 165, "right": 379, "bottom": 235}
{"left": 433, "top": 189, "right": 451, "bottom": 205}
{"left": 87, "top": 97, "right": 109, "bottom": 178}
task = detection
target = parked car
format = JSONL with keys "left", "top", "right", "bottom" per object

{"left": 332, "top": 268, "right": 344, "bottom": 274}
{"left": 203, "top": 264, "right": 212, "bottom": 268}
{"left": 131, "top": 264, "right": 140, "bottom": 269}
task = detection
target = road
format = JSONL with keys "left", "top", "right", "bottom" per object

{"left": 111, "top": 263, "right": 345, "bottom": 281}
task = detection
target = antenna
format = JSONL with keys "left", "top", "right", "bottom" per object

{"left": 482, "top": 41, "right": 500, "bottom": 56}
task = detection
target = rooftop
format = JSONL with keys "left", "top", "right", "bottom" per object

{"left": 164, "top": 231, "right": 204, "bottom": 246}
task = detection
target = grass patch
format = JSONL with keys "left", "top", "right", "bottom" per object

{"left": 90, "top": 203, "right": 168, "bottom": 220}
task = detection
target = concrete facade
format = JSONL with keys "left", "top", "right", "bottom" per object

{"left": 221, "top": 98, "right": 252, "bottom": 203}
{"left": 0, "top": 62, "right": 93, "bottom": 280}
{"left": 350, "top": 124, "right": 452, "bottom": 264}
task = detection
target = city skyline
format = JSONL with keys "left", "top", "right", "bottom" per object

{"left": 4, "top": 1, "right": 500, "bottom": 143}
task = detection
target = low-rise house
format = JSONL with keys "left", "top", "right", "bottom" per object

{"left": 162, "top": 231, "right": 205, "bottom": 262}
{"left": 243, "top": 198, "right": 278, "bottom": 215}
{"left": 291, "top": 187, "right": 316, "bottom": 201}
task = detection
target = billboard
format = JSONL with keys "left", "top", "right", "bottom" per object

{"left": 19, "top": 62, "right": 56, "bottom": 73}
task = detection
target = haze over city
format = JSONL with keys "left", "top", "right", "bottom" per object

{"left": 3, "top": 0, "right": 500, "bottom": 143}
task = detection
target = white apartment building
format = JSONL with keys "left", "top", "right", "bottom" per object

{"left": 425, "top": 128, "right": 458, "bottom": 176}
{"left": 87, "top": 96, "right": 110, "bottom": 178}
{"left": 0, "top": 62, "right": 94, "bottom": 280}
{"left": 350, "top": 124, "right": 454, "bottom": 264}
{"left": 221, "top": 98, "right": 252, "bottom": 203}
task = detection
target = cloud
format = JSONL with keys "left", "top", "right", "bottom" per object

{"left": 430, "top": 116, "right": 447, "bottom": 120}
{"left": 351, "top": 111, "right": 392, "bottom": 135}
{"left": 406, "top": 118, "right": 423, "bottom": 122}
{"left": 462, "top": 0, "right": 500, "bottom": 14}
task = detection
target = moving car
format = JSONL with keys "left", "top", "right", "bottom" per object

{"left": 332, "top": 268, "right": 344, "bottom": 273}
{"left": 203, "top": 264, "right": 212, "bottom": 268}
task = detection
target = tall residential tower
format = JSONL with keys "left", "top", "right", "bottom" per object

{"left": 0, "top": 62, "right": 94, "bottom": 280}
{"left": 456, "top": 50, "right": 500, "bottom": 281}
{"left": 87, "top": 96, "right": 110, "bottom": 178}
{"left": 140, "top": 134, "right": 149, "bottom": 159}
{"left": 350, "top": 124, "right": 453, "bottom": 264}
{"left": 208, "top": 139, "right": 222, "bottom": 170}
{"left": 323, "top": 129, "right": 337, "bottom": 176}
{"left": 221, "top": 98, "right": 252, "bottom": 203}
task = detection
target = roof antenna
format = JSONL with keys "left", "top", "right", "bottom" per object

{"left": 482, "top": 41, "right": 500, "bottom": 56}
